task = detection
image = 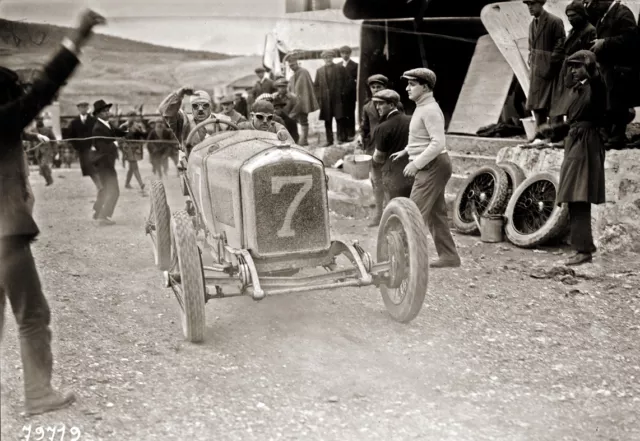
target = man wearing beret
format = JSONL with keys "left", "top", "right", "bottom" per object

{"left": 251, "top": 66, "right": 276, "bottom": 103}
{"left": 0, "top": 9, "right": 105, "bottom": 416}
{"left": 523, "top": 0, "right": 566, "bottom": 129}
{"left": 286, "top": 56, "right": 319, "bottom": 146}
{"left": 391, "top": 68, "right": 461, "bottom": 269}
{"left": 314, "top": 50, "right": 349, "bottom": 146}
{"left": 370, "top": 89, "right": 413, "bottom": 207}
{"left": 357, "top": 74, "right": 389, "bottom": 226}
{"left": 339, "top": 45, "right": 359, "bottom": 140}
{"left": 220, "top": 95, "right": 247, "bottom": 127}
{"left": 237, "top": 100, "right": 295, "bottom": 143}
{"left": 63, "top": 101, "right": 99, "bottom": 188}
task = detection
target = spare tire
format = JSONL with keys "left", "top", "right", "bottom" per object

{"left": 497, "top": 161, "right": 526, "bottom": 198}
{"left": 453, "top": 164, "right": 510, "bottom": 235}
{"left": 504, "top": 172, "right": 569, "bottom": 248}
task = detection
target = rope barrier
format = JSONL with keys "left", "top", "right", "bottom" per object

{"left": 23, "top": 136, "right": 178, "bottom": 153}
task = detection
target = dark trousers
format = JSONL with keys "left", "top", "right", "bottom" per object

{"left": 324, "top": 118, "right": 349, "bottom": 144}
{"left": 344, "top": 114, "right": 356, "bottom": 139}
{"left": 0, "top": 237, "right": 56, "bottom": 400}
{"left": 568, "top": 202, "right": 595, "bottom": 253}
{"left": 94, "top": 167, "right": 120, "bottom": 219}
{"left": 410, "top": 153, "right": 460, "bottom": 262}
{"left": 89, "top": 171, "right": 101, "bottom": 191}
{"left": 533, "top": 109, "right": 549, "bottom": 127}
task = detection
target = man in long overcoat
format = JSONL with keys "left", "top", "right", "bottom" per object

{"left": 314, "top": 50, "right": 349, "bottom": 146}
{"left": 524, "top": 0, "right": 566, "bottom": 128}
{"left": 287, "top": 56, "right": 319, "bottom": 146}
{"left": 586, "top": 0, "right": 640, "bottom": 149}
{"left": 63, "top": 101, "right": 98, "bottom": 188}
{"left": 339, "top": 45, "right": 359, "bottom": 140}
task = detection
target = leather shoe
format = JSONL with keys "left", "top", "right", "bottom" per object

{"left": 564, "top": 252, "right": 592, "bottom": 266}
{"left": 97, "top": 218, "right": 116, "bottom": 226}
{"left": 25, "top": 390, "right": 76, "bottom": 416}
{"left": 430, "top": 258, "right": 461, "bottom": 268}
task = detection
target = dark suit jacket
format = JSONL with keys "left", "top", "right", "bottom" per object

{"left": 251, "top": 78, "right": 276, "bottom": 101}
{"left": 343, "top": 59, "right": 358, "bottom": 115}
{"left": 91, "top": 119, "right": 126, "bottom": 171}
{"left": 64, "top": 114, "right": 96, "bottom": 175}
{"left": 314, "top": 63, "right": 349, "bottom": 121}
{"left": 0, "top": 45, "right": 79, "bottom": 239}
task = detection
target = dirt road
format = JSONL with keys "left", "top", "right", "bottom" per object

{"left": 2, "top": 162, "right": 639, "bottom": 441}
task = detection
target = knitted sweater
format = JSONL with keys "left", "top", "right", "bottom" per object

{"left": 405, "top": 92, "right": 447, "bottom": 169}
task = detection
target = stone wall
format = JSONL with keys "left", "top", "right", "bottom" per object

{"left": 497, "top": 146, "right": 640, "bottom": 254}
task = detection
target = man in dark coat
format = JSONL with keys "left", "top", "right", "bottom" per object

{"left": 314, "top": 50, "right": 349, "bottom": 146}
{"left": 272, "top": 77, "right": 300, "bottom": 143}
{"left": 0, "top": 9, "right": 105, "bottom": 416}
{"left": 339, "top": 45, "right": 359, "bottom": 141}
{"left": 251, "top": 67, "right": 276, "bottom": 102}
{"left": 287, "top": 56, "right": 319, "bottom": 146}
{"left": 91, "top": 99, "right": 127, "bottom": 225}
{"left": 63, "top": 101, "right": 98, "bottom": 188}
{"left": 119, "top": 111, "right": 147, "bottom": 191}
{"left": 233, "top": 92, "right": 249, "bottom": 119}
{"left": 523, "top": 0, "right": 566, "bottom": 128}
{"left": 370, "top": 89, "right": 414, "bottom": 206}
{"left": 586, "top": 0, "right": 640, "bottom": 149}
{"left": 537, "top": 50, "right": 606, "bottom": 266}
{"left": 550, "top": 1, "right": 597, "bottom": 119}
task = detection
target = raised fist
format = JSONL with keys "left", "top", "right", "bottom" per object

{"left": 76, "top": 9, "right": 106, "bottom": 40}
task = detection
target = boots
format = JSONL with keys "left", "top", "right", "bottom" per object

{"left": 21, "top": 329, "right": 75, "bottom": 416}
{"left": 299, "top": 125, "right": 309, "bottom": 146}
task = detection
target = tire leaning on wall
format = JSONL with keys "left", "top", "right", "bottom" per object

{"left": 453, "top": 164, "right": 510, "bottom": 235}
{"left": 504, "top": 172, "right": 569, "bottom": 248}
{"left": 497, "top": 161, "right": 526, "bottom": 199}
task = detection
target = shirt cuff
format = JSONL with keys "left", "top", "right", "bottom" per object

{"left": 61, "top": 37, "right": 81, "bottom": 57}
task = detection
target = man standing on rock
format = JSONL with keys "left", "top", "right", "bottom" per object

{"left": 523, "top": 0, "right": 566, "bottom": 129}
{"left": 287, "top": 56, "right": 318, "bottom": 146}
{"left": 315, "top": 50, "right": 349, "bottom": 146}
{"left": 391, "top": 68, "right": 461, "bottom": 269}
{"left": 0, "top": 9, "right": 105, "bottom": 416}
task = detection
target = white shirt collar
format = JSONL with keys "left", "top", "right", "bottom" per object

{"left": 80, "top": 114, "right": 86, "bottom": 122}
{"left": 97, "top": 117, "right": 111, "bottom": 128}
{"left": 387, "top": 109, "right": 399, "bottom": 118}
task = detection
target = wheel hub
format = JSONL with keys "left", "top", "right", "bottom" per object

{"left": 386, "top": 231, "right": 406, "bottom": 289}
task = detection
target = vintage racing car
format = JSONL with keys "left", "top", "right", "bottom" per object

{"left": 145, "top": 118, "right": 429, "bottom": 342}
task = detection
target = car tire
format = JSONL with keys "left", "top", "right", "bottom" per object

{"left": 497, "top": 161, "right": 526, "bottom": 199}
{"left": 453, "top": 164, "right": 510, "bottom": 235}
{"left": 504, "top": 172, "right": 569, "bottom": 248}
{"left": 171, "top": 209, "right": 206, "bottom": 343}
{"left": 376, "top": 197, "right": 429, "bottom": 323}
{"left": 149, "top": 180, "right": 172, "bottom": 271}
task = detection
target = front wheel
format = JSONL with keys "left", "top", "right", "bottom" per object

{"left": 171, "top": 210, "right": 206, "bottom": 342}
{"left": 376, "top": 197, "right": 429, "bottom": 323}
{"left": 149, "top": 180, "right": 172, "bottom": 271}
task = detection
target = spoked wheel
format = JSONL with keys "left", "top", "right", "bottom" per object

{"left": 453, "top": 164, "right": 510, "bottom": 234}
{"left": 147, "top": 180, "right": 172, "bottom": 271}
{"left": 504, "top": 172, "right": 569, "bottom": 248}
{"left": 170, "top": 209, "right": 206, "bottom": 343}
{"left": 376, "top": 197, "right": 429, "bottom": 323}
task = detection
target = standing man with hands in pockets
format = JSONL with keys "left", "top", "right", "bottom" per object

{"left": 390, "top": 68, "right": 461, "bottom": 269}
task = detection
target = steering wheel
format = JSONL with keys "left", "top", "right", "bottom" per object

{"left": 185, "top": 117, "right": 239, "bottom": 148}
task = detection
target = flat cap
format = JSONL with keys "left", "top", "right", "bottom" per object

{"left": 219, "top": 95, "right": 234, "bottom": 104}
{"left": 367, "top": 74, "right": 389, "bottom": 86}
{"left": 339, "top": 45, "right": 352, "bottom": 54}
{"left": 320, "top": 50, "right": 336, "bottom": 58}
{"left": 189, "top": 90, "right": 212, "bottom": 105}
{"left": 372, "top": 89, "right": 401, "bottom": 105}
{"left": 255, "top": 66, "right": 266, "bottom": 73}
{"left": 274, "top": 77, "right": 289, "bottom": 87}
{"left": 567, "top": 49, "right": 596, "bottom": 65}
{"left": 77, "top": 101, "right": 90, "bottom": 107}
{"left": 252, "top": 100, "right": 275, "bottom": 114}
{"left": 402, "top": 68, "right": 437, "bottom": 89}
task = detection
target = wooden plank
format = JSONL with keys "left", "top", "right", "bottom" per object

{"left": 448, "top": 35, "right": 514, "bottom": 135}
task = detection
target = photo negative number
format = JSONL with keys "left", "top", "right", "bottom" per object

{"left": 271, "top": 175, "right": 313, "bottom": 238}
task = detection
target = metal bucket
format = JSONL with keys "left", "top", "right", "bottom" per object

{"left": 351, "top": 154, "right": 372, "bottom": 180}
{"left": 479, "top": 214, "right": 504, "bottom": 243}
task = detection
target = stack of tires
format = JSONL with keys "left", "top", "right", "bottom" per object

{"left": 452, "top": 162, "right": 569, "bottom": 248}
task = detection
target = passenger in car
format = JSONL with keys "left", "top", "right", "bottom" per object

{"left": 237, "top": 100, "right": 295, "bottom": 143}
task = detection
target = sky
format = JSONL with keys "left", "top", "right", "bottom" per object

{"left": 0, "top": 0, "right": 288, "bottom": 55}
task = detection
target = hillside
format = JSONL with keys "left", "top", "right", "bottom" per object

{"left": 0, "top": 19, "right": 261, "bottom": 115}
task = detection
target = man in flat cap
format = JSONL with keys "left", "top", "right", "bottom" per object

{"left": 339, "top": 45, "right": 359, "bottom": 140}
{"left": 251, "top": 66, "right": 276, "bottom": 103}
{"left": 286, "top": 55, "right": 319, "bottom": 146}
{"left": 391, "top": 68, "right": 461, "bottom": 269}
{"left": 219, "top": 95, "right": 247, "bottom": 127}
{"left": 370, "top": 89, "right": 413, "bottom": 209}
{"left": 357, "top": 74, "right": 389, "bottom": 226}
{"left": 237, "top": 100, "right": 294, "bottom": 142}
{"left": 523, "top": 0, "right": 566, "bottom": 130}
{"left": 0, "top": 9, "right": 105, "bottom": 416}
{"left": 63, "top": 100, "right": 98, "bottom": 187}
{"left": 315, "top": 50, "right": 349, "bottom": 146}
{"left": 273, "top": 77, "right": 300, "bottom": 143}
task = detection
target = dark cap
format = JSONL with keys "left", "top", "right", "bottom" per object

{"left": 367, "top": 74, "right": 389, "bottom": 87}
{"left": 255, "top": 66, "right": 266, "bottom": 73}
{"left": 320, "top": 50, "right": 336, "bottom": 58}
{"left": 252, "top": 100, "right": 275, "bottom": 114}
{"left": 372, "top": 89, "right": 401, "bottom": 105}
{"left": 401, "top": 68, "right": 437, "bottom": 89}
{"left": 339, "top": 45, "right": 352, "bottom": 54}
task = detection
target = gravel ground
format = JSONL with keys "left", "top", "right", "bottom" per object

{"left": 1, "top": 161, "right": 639, "bottom": 441}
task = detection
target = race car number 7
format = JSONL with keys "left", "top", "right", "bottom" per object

{"left": 271, "top": 175, "right": 313, "bottom": 238}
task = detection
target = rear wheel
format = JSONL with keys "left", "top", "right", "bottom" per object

{"left": 171, "top": 210, "right": 206, "bottom": 343}
{"left": 376, "top": 197, "right": 429, "bottom": 323}
{"left": 149, "top": 180, "right": 172, "bottom": 271}
{"left": 504, "top": 172, "right": 569, "bottom": 248}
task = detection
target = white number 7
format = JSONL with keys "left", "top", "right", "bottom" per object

{"left": 271, "top": 175, "right": 313, "bottom": 238}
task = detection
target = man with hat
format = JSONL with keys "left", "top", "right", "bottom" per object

{"left": 238, "top": 100, "right": 294, "bottom": 142}
{"left": 339, "top": 45, "right": 358, "bottom": 140}
{"left": 63, "top": 100, "right": 99, "bottom": 188}
{"left": 391, "top": 68, "right": 461, "bottom": 269}
{"left": 314, "top": 50, "right": 349, "bottom": 146}
{"left": 272, "top": 77, "right": 300, "bottom": 143}
{"left": 251, "top": 66, "right": 276, "bottom": 103}
{"left": 0, "top": 8, "right": 105, "bottom": 416}
{"left": 219, "top": 95, "right": 247, "bottom": 127}
{"left": 370, "top": 89, "right": 414, "bottom": 208}
{"left": 91, "top": 99, "right": 128, "bottom": 225}
{"left": 523, "top": 0, "right": 566, "bottom": 129}
{"left": 286, "top": 55, "right": 319, "bottom": 146}
{"left": 234, "top": 91, "right": 250, "bottom": 120}
{"left": 119, "top": 111, "right": 147, "bottom": 191}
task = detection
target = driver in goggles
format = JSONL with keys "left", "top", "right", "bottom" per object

{"left": 238, "top": 100, "right": 295, "bottom": 143}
